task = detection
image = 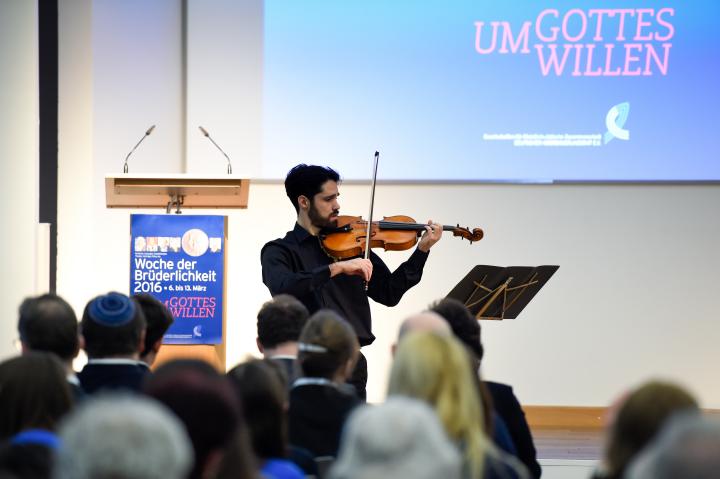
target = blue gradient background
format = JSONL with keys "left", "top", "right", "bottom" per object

{"left": 262, "top": 1, "right": 720, "bottom": 181}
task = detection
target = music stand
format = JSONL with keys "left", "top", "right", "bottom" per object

{"left": 446, "top": 265, "right": 559, "bottom": 320}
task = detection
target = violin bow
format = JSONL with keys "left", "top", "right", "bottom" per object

{"left": 364, "top": 151, "right": 380, "bottom": 290}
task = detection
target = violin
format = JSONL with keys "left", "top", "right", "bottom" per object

{"left": 320, "top": 215, "right": 484, "bottom": 260}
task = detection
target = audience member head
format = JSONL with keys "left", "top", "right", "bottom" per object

{"left": 256, "top": 294, "right": 309, "bottom": 356}
{"left": 0, "top": 352, "right": 73, "bottom": 440}
{"left": 132, "top": 293, "right": 174, "bottom": 366}
{"left": 397, "top": 311, "right": 451, "bottom": 339}
{"left": 144, "top": 359, "right": 243, "bottom": 479}
{"left": 429, "top": 297, "right": 483, "bottom": 361}
{"left": 54, "top": 394, "right": 193, "bottom": 479}
{"left": 388, "top": 331, "right": 489, "bottom": 478}
{"left": 17, "top": 294, "right": 80, "bottom": 366}
{"left": 393, "top": 310, "right": 451, "bottom": 356}
{"left": 329, "top": 396, "right": 462, "bottom": 479}
{"left": 80, "top": 292, "right": 146, "bottom": 359}
{"left": 285, "top": 164, "right": 341, "bottom": 213}
{"left": 601, "top": 380, "right": 699, "bottom": 478}
{"left": 626, "top": 413, "right": 720, "bottom": 479}
{"left": 297, "top": 309, "right": 359, "bottom": 382}
{"left": 227, "top": 359, "right": 288, "bottom": 461}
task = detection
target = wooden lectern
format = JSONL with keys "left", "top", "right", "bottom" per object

{"left": 105, "top": 174, "right": 250, "bottom": 371}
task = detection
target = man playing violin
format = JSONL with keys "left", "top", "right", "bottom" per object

{"left": 261, "top": 164, "right": 442, "bottom": 399}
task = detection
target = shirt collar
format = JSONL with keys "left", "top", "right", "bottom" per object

{"left": 292, "top": 222, "right": 314, "bottom": 243}
{"left": 87, "top": 358, "right": 148, "bottom": 368}
{"left": 292, "top": 377, "right": 358, "bottom": 396}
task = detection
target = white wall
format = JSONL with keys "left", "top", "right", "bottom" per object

{"left": 57, "top": 0, "right": 94, "bottom": 318}
{"left": 54, "top": 0, "right": 720, "bottom": 408}
{"left": 0, "top": 0, "right": 40, "bottom": 361}
{"left": 185, "top": 0, "right": 263, "bottom": 175}
{"left": 57, "top": 0, "right": 184, "bottom": 312}
{"left": 237, "top": 183, "right": 720, "bottom": 407}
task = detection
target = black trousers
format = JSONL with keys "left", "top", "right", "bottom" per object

{"left": 346, "top": 351, "right": 367, "bottom": 401}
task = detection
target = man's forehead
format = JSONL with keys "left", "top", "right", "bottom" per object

{"left": 318, "top": 180, "right": 339, "bottom": 196}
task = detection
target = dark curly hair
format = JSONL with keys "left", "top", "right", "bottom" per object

{"left": 18, "top": 294, "right": 79, "bottom": 361}
{"left": 132, "top": 293, "right": 174, "bottom": 357}
{"left": 257, "top": 294, "right": 309, "bottom": 349}
{"left": 284, "top": 164, "right": 340, "bottom": 213}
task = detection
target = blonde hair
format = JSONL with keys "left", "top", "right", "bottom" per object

{"left": 388, "top": 332, "right": 489, "bottom": 478}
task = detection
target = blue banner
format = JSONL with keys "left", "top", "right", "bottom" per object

{"left": 130, "top": 214, "right": 225, "bottom": 344}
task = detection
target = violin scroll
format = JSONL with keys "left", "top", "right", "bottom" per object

{"left": 452, "top": 225, "right": 484, "bottom": 243}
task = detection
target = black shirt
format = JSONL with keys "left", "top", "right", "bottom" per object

{"left": 261, "top": 223, "right": 428, "bottom": 346}
{"left": 288, "top": 380, "right": 361, "bottom": 457}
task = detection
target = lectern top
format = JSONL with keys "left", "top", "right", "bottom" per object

{"left": 105, "top": 174, "right": 250, "bottom": 209}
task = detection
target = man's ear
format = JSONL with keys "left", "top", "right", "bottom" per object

{"left": 152, "top": 338, "right": 163, "bottom": 354}
{"left": 298, "top": 195, "right": 310, "bottom": 211}
{"left": 342, "top": 357, "right": 355, "bottom": 381}
{"left": 74, "top": 334, "right": 84, "bottom": 358}
{"left": 137, "top": 329, "right": 147, "bottom": 353}
{"left": 256, "top": 337, "right": 265, "bottom": 354}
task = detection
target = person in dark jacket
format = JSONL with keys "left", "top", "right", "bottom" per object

{"left": 77, "top": 292, "right": 149, "bottom": 394}
{"left": 17, "top": 293, "right": 84, "bottom": 400}
{"left": 288, "top": 309, "right": 361, "bottom": 458}
{"left": 256, "top": 294, "right": 310, "bottom": 389}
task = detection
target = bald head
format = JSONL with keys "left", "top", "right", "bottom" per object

{"left": 397, "top": 312, "right": 451, "bottom": 341}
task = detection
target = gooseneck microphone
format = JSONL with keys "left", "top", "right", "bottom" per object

{"left": 199, "top": 126, "right": 233, "bottom": 174}
{"left": 123, "top": 125, "right": 156, "bottom": 173}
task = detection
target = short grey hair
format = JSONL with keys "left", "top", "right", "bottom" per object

{"left": 328, "top": 396, "right": 461, "bottom": 479}
{"left": 627, "top": 413, "right": 720, "bottom": 479}
{"left": 54, "top": 394, "right": 193, "bottom": 479}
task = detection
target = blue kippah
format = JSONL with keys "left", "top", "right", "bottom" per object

{"left": 88, "top": 292, "right": 136, "bottom": 327}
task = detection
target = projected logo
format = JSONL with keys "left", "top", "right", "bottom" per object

{"left": 193, "top": 325, "right": 203, "bottom": 337}
{"left": 483, "top": 102, "right": 631, "bottom": 148}
{"left": 604, "top": 102, "right": 630, "bottom": 144}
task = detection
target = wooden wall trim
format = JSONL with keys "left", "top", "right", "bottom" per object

{"left": 524, "top": 406, "right": 720, "bottom": 430}
{"left": 524, "top": 406, "right": 607, "bottom": 429}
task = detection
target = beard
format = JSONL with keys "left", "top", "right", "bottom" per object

{"left": 308, "top": 202, "right": 338, "bottom": 229}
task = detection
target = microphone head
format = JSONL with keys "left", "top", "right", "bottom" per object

{"left": 199, "top": 126, "right": 210, "bottom": 137}
{"left": 145, "top": 125, "right": 156, "bottom": 135}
